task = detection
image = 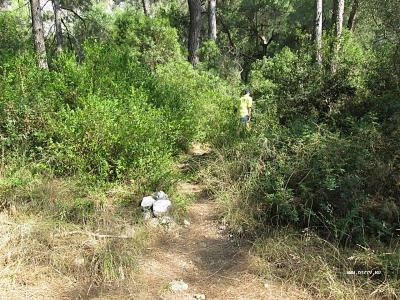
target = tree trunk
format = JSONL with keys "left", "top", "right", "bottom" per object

{"left": 142, "top": 0, "right": 153, "bottom": 17}
{"left": 208, "top": 0, "right": 217, "bottom": 40}
{"left": 334, "top": 0, "right": 345, "bottom": 38}
{"left": 188, "top": 0, "right": 202, "bottom": 66}
{"left": 331, "top": 0, "right": 344, "bottom": 73}
{"left": 30, "top": 0, "right": 48, "bottom": 69}
{"left": 52, "top": 0, "right": 63, "bottom": 54}
{"left": 315, "top": 0, "right": 323, "bottom": 64}
{"left": 347, "top": 0, "right": 359, "bottom": 31}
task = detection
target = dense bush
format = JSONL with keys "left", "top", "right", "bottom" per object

{"left": 209, "top": 37, "right": 399, "bottom": 247}
{"left": 151, "top": 60, "right": 235, "bottom": 147}
{"left": 0, "top": 12, "right": 29, "bottom": 65}
{"left": 0, "top": 14, "right": 232, "bottom": 187}
{"left": 114, "top": 12, "right": 183, "bottom": 70}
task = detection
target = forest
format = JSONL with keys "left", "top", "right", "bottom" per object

{"left": 0, "top": 0, "right": 399, "bottom": 299}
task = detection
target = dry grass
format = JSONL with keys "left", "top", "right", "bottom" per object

{"left": 252, "top": 229, "right": 399, "bottom": 300}
{"left": 0, "top": 173, "right": 148, "bottom": 298}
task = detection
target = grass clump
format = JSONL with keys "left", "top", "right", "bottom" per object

{"left": 0, "top": 161, "right": 149, "bottom": 296}
{"left": 254, "top": 229, "right": 399, "bottom": 300}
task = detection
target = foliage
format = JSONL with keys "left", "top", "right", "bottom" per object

{"left": 0, "top": 14, "right": 232, "bottom": 188}
{"left": 151, "top": 60, "right": 234, "bottom": 146}
{"left": 114, "top": 12, "right": 183, "bottom": 69}
{"left": 205, "top": 37, "right": 399, "bottom": 248}
{"left": 0, "top": 12, "right": 29, "bottom": 65}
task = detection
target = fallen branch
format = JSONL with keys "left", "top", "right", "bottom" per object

{"left": 54, "top": 230, "right": 132, "bottom": 239}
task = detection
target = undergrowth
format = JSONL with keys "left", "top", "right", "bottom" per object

{"left": 255, "top": 229, "right": 399, "bottom": 300}
{"left": 201, "top": 148, "right": 399, "bottom": 299}
{"left": 0, "top": 160, "right": 149, "bottom": 295}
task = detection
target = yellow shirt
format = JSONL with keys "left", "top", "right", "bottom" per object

{"left": 238, "top": 94, "right": 253, "bottom": 117}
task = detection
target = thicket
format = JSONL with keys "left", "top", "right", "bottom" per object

{"left": 0, "top": 11, "right": 233, "bottom": 191}
{"left": 203, "top": 30, "right": 399, "bottom": 295}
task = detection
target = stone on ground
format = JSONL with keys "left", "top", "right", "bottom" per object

{"left": 141, "top": 196, "right": 156, "bottom": 209}
{"left": 153, "top": 199, "right": 172, "bottom": 217}
{"left": 154, "top": 190, "right": 168, "bottom": 200}
{"left": 183, "top": 219, "right": 191, "bottom": 227}
{"left": 169, "top": 279, "right": 188, "bottom": 293}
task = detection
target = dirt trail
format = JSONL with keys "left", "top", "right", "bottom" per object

{"left": 129, "top": 181, "right": 308, "bottom": 300}
{"left": 128, "top": 146, "right": 310, "bottom": 300}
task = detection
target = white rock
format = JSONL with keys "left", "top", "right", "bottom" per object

{"left": 194, "top": 294, "right": 206, "bottom": 300}
{"left": 154, "top": 190, "right": 169, "bottom": 200}
{"left": 143, "top": 210, "right": 152, "bottom": 220}
{"left": 141, "top": 196, "right": 156, "bottom": 209}
{"left": 169, "top": 280, "right": 188, "bottom": 293}
{"left": 73, "top": 256, "right": 85, "bottom": 267}
{"left": 183, "top": 219, "right": 191, "bottom": 227}
{"left": 160, "top": 216, "right": 173, "bottom": 225}
{"left": 153, "top": 199, "right": 172, "bottom": 217}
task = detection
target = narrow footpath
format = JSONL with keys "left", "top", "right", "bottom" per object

{"left": 131, "top": 186, "right": 306, "bottom": 299}
{"left": 128, "top": 146, "right": 311, "bottom": 300}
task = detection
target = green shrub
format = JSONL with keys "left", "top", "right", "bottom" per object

{"left": 48, "top": 92, "right": 173, "bottom": 182}
{"left": 0, "top": 14, "right": 233, "bottom": 187}
{"left": 0, "top": 54, "right": 65, "bottom": 154}
{"left": 0, "top": 12, "right": 29, "bottom": 65}
{"left": 151, "top": 60, "right": 234, "bottom": 148}
{"left": 212, "top": 41, "right": 398, "bottom": 245}
{"left": 114, "top": 12, "right": 183, "bottom": 70}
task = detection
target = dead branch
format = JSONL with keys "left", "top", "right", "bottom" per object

{"left": 53, "top": 230, "right": 133, "bottom": 239}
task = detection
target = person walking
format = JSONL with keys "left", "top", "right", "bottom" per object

{"left": 237, "top": 87, "right": 253, "bottom": 133}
